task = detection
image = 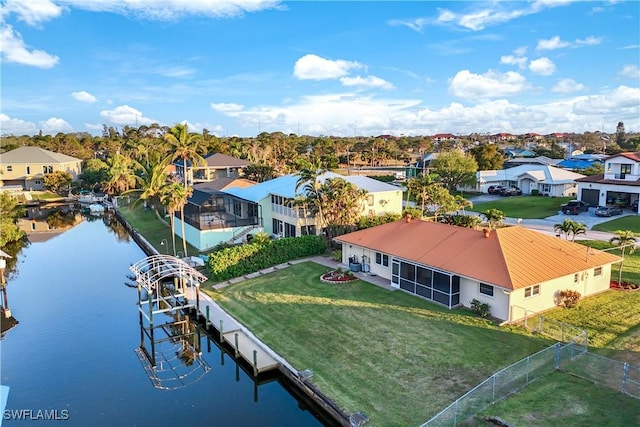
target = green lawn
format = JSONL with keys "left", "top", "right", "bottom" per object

{"left": 474, "top": 371, "right": 640, "bottom": 427}
{"left": 469, "top": 196, "right": 572, "bottom": 219}
{"left": 206, "top": 262, "right": 551, "bottom": 426}
{"left": 592, "top": 215, "right": 640, "bottom": 236}
{"left": 117, "top": 203, "right": 201, "bottom": 257}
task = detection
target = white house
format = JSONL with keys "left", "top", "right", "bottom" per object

{"left": 335, "top": 218, "right": 621, "bottom": 322}
{"left": 471, "top": 164, "right": 585, "bottom": 197}
{"left": 576, "top": 151, "right": 640, "bottom": 213}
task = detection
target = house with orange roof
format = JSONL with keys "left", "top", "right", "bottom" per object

{"left": 335, "top": 218, "right": 621, "bottom": 322}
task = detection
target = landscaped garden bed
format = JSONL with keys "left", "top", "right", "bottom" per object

{"left": 320, "top": 269, "right": 358, "bottom": 284}
{"left": 610, "top": 281, "right": 640, "bottom": 291}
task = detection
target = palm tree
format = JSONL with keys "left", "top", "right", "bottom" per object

{"left": 162, "top": 183, "right": 193, "bottom": 258}
{"left": 163, "top": 123, "right": 206, "bottom": 188}
{"left": 295, "top": 161, "right": 328, "bottom": 234}
{"left": 609, "top": 230, "right": 637, "bottom": 286}
{"left": 553, "top": 219, "right": 587, "bottom": 242}
{"left": 454, "top": 195, "right": 473, "bottom": 214}
{"left": 123, "top": 162, "right": 169, "bottom": 220}
{"left": 482, "top": 208, "right": 505, "bottom": 230}
{"left": 103, "top": 153, "right": 142, "bottom": 195}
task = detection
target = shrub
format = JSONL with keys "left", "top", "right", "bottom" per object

{"left": 331, "top": 249, "right": 342, "bottom": 262}
{"left": 531, "top": 189, "right": 539, "bottom": 196}
{"left": 557, "top": 289, "right": 581, "bottom": 308}
{"left": 470, "top": 298, "right": 491, "bottom": 318}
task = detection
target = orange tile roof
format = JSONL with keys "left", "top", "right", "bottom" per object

{"left": 335, "top": 220, "right": 622, "bottom": 290}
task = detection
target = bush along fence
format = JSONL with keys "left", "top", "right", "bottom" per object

{"left": 206, "top": 235, "right": 327, "bottom": 281}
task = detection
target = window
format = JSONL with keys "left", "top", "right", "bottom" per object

{"left": 621, "top": 164, "right": 632, "bottom": 174}
{"left": 375, "top": 252, "right": 389, "bottom": 267}
{"left": 26, "top": 166, "right": 31, "bottom": 175}
{"left": 43, "top": 165, "right": 53, "bottom": 174}
{"left": 594, "top": 267, "right": 602, "bottom": 276}
{"left": 233, "top": 200, "right": 242, "bottom": 216}
{"left": 367, "top": 195, "right": 374, "bottom": 206}
{"left": 524, "top": 285, "right": 540, "bottom": 298}
{"left": 479, "top": 283, "right": 494, "bottom": 297}
{"left": 7, "top": 165, "right": 12, "bottom": 172}
{"left": 574, "top": 273, "right": 579, "bottom": 283}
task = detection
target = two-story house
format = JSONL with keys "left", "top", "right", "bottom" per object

{"left": 576, "top": 151, "right": 640, "bottom": 213}
{"left": 175, "top": 153, "right": 251, "bottom": 185}
{"left": 178, "top": 172, "right": 403, "bottom": 251}
{"left": 0, "top": 146, "right": 82, "bottom": 191}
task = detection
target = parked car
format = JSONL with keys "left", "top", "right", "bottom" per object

{"left": 499, "top": 187, "right": 522, "bottom": 196}
{"left": 561, "top": 200, "right": 589, "bottom": 215}
{"left": 594, "top": 206, "right": 623, "bottom": 217}
{"left": 487, "top": 185, "right": 506, "bottom": 195}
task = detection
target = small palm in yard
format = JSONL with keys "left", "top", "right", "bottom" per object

{"left": 554, "top": 219, "right": 587, "bottom": 242}
{"left": 482, "top": 208, "right": 505, "bottom": 230}
{"left": 609, "top": 230, "right": 638, "bottom": 286}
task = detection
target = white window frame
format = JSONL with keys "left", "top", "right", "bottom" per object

{"left": 524, "top": 284, "right": 540, "bottom": 298}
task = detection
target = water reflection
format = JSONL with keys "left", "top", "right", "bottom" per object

{"left": 136, "top": 311, "right": 211, "bottom": 390}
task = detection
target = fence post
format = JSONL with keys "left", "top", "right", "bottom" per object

{"left": 453, "top": 400, "right": 458, "bottom": 426}
{"left": 561, "top": 322, "right": 565, "bottom": 342}
{"left": 622, "top": 363, "right": 629, "bottom": 394}
{"left": 526, "top": 356, "right": 530, "bottom": 385}
{"left": 554, "top": 343, "right": 560, "bottom": 369}
{"left": 538, "top": 315, "right": 543, "bottom": 333}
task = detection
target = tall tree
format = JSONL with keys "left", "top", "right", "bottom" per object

{"left": 0, "top": 193, "right": 25, "bottom": 248}
{"left": 554, "top": 219, "right": 586, "bottom": 242}
{"left": 320, "top": 178, "right": 367, "bottom": 238}
{"left": 429, "top": 150, "right": 478, "bottom": 192}
{"left": 104, "top": 153, "right": 142, "bottom": 195}
{"left": 609, "top": 230, "right": 637, "bottom": 286}
{"left": 162, "top": 182, "right": 193, "bottom": 257}
{"left": 163, "top": 123, "right": 206, "bottom": 188}
{"left": 123, "top": 162, "right": 169, "bottom": 220}
{"left": 295, "top": 160, "right": 328, "bottom": 232}
{"left": 469, "top": 144, "right": 503, "bottom": 170}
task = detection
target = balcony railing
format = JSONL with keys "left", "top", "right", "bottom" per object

{"left": 180, "top": 212, "right": 260, "bottom": 231}
{"left": 271, "top": 204, "right": 314, "bottom": 219}
{"left": 604, "top": 173, "right": 639, "bottom": 181}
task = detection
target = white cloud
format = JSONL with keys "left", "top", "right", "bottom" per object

{"left": 576, "top": 36, "right": 602, "bottom": 46}
{"left": 449, "top": 70, "right": 529, "bottom": 99}
{"left": 40, "top": 117, "right": 73, "bottom": 134}
{"left": 536, "top": 36, "right": 570, "bottom": 51}
{"left": 514, "top": 46, "right": 528, "bottom": 56}
{"left": 211, "top": 103, "right": 244, "bottom": 113}
{"left": 500, "top": 55, "right": 528, "bottom": 69}
{"left": 1, "top": 0, "right": 64, "bottom": 26}
{"left": 551, "top": 78, "right": 586, "bottom": 93}
{"left": 72, "top": 91, "right": 97, "bottom": 103}
{"left": 529, "top": 57, "right": 556, "bottom": 76}
{"left": 0, "top": 24, "right": 59, "bottom": 68}
{"left": 0, "top": 113, "right": 37, "bottom": 135}
{"left": 339, "top": 75, "right": 394, "bottom": 89}
{"left": 100, "top": 105, "right": 156, "bottom": 126}
{"left": 619, "top": 64, "right": 640, "bottom": 79}
{"left": 7, "top": 0, "right": 282, "bottom": 22}
{"left": 293, "top": 54, "right": 362, "bottom": 81}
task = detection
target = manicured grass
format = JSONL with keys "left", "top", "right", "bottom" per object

{"left": 591, "top": 215, "right": 640, "bottom": 237}
{"left": 469, "top": 196, "right": 572, "bottom": 219}
{"left": 577, "top": 240, "right": 640, "bottom": 284}
{"left": 206, "top": 262, "right": 551, "bottom": 426}
{"left": 117, "top": 203, "right": 201, "bottom": 257}
{"left": 473, "top": 371, "right": 640, "bottom": 427}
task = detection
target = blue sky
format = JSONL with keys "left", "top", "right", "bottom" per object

{"left": 1, "top": 0, "right": 639, "bottom": 138}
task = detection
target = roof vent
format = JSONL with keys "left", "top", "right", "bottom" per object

{"left": 483, "top": 228, "right": 490, "bottom": 238}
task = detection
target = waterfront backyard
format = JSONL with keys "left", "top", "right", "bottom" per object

{"left": 206, "top": 262, "right": 552, "bottom": 425}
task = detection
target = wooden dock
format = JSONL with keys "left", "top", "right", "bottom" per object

{"left": 185, "top": 286, "right": 279, "bottom": 375}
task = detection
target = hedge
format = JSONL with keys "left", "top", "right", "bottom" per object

{"left": 206, "top": 235, "right": 327, "bottom": 281}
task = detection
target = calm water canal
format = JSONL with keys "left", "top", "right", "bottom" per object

{"left": 0, "top": 209, "right": 328, "bottom": 426}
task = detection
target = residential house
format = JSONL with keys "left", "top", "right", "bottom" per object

{"left": 503, "top": 148, "right": 536, "bottom": 159}
{"left": 335, "top": 219, "right": 621, "bottom": 322}
{"left": 0, "top": 146, "right": 82, "bottom": 191}
{"left": 431, "top": 134, "right": 455, "bottom": 144}
{"left": 178, "top": 172, "right": 404, "bottom": 251}
{"left": 179, "top": 178, "right": 258, "bottom": 250}
{"left": 175, "top": 153, "right": 251, "bottom": 185}
{"left": 503, "top": 156, "right": 562, "bottom": 169}
{"left": 575, "top": 151, "right": 640, "bottom": 213}
{"left": 471, "top": 164, "right": 585, "bottom": 196}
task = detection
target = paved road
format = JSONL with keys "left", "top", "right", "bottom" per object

{"left": 404, "top": 195, "right": 638, "bottom": 244}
